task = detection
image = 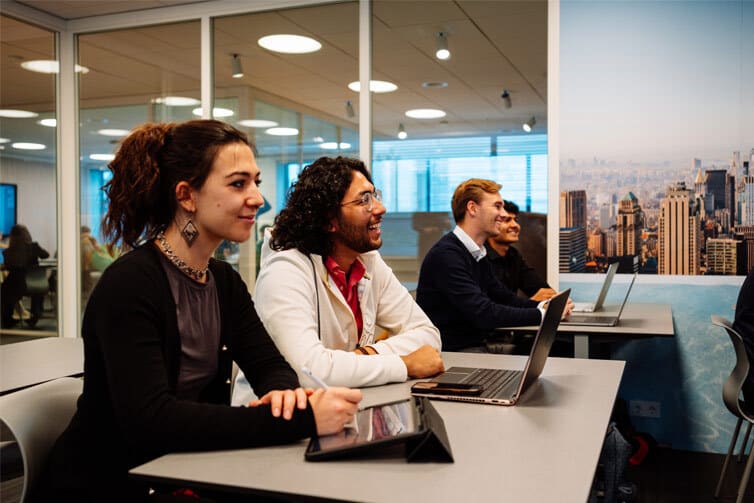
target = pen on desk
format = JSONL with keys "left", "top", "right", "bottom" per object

{"left": 301, "top": 366, "right": 329, "bottom": 389}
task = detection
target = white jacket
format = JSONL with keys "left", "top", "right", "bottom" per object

{"left": 232, "top": 236, "right": 441, "bottom": 403}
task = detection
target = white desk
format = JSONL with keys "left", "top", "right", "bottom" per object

{"left": 501, "top": 303, "right": 674, "bottom": 359}
{"left": 130, "top": 352, "right": 625, "bottom": 502}
{"left": 0, "top": 337, "right": 83, "bottom": 395}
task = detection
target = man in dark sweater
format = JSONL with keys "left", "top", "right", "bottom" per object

{"left": 485, "top": 200, "right": 556, "bottom": 302}
{"left": 417, "top": 179, "right": 570, "bottom": 352}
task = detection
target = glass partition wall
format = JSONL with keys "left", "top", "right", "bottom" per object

{"left": 0, "top": 15, "right": 59, "bottom": 338}
{"left": 2, "top": 0, "right": 548, "bottom": 340}
{"left": 77, "top": 21, "right": 201, "bottom": 307}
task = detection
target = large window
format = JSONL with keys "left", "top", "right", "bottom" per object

{"left": 0, "top": 15, "right": 58, "bottom": 337}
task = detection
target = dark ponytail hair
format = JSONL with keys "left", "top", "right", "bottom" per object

{"left": 102, "top": 119, "right": 251, "bottom": 248}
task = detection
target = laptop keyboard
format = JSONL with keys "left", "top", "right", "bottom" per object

{"left": 461, "top": 368, "right": 520, "bottom": 395}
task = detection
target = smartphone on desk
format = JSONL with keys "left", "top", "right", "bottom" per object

{"left": 410, "top": 381, "right": 484, "bottom": 396}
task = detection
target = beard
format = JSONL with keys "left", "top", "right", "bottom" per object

{"left": 334, "top": 214, "right": 382, "bottom": 254}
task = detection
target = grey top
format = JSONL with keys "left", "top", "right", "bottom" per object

{"left": 158, "top": 252, "right": 220, "bottom": 400}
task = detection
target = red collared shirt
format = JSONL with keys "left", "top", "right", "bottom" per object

{"left": 324, "top": 256, "right": 366, "bottom": 338}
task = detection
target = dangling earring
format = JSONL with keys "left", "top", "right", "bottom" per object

{"left": 181, "top": 216, "right": 199, "bottom": 247}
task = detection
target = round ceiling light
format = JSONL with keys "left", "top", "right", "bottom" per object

{"left": 265, "top": 127, "right": 299, "bottom": 136}
{"left": 153, "top": 96, "right": 200, "bottom": 106}
{"left": 192, "top": 107, "right": 234, "bottom": 118}
{"left": 21, "top": 60, "right": 89, "bottom": 74}
{"left": 0, "top": 138, "right": 11, "bottom": 144}
{"left": 405, "top": 108, "right": 446, "bottom": 119}
{"left": 238, "top": 119, "right": 279, "bottom": 128}
{"left": 97, "top": 129, "right": 130, "bottom": 137}
{"left": 12, "top": 142, "right": 46, "bottom": 150}
{"left": 347, "top": 80, "right": 398, "bottom": 93}
{"left": 0, "top": 109, "right": 39, "bottom": 118}
{"left": 90, "top": 154, "right": 115, "bottom": 161}
{"left": 319, "top": 142, "right": 351, "bottom": 150}
{"left": 38, "top": 118, "right": 57, "bottom": 127}
{"left": 258, "top": 34, "right": 322, "bottom": 54}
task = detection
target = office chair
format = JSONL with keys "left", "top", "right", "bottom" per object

{"left": 0, "top": 377, "right": 82, "bottom": 502}
{"left": 711, "top": 315, "right": 754, "bottom": 503}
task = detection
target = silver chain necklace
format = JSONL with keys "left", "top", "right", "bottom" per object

{"left": 156, "top": 231, "right": 209, "bottom": 282}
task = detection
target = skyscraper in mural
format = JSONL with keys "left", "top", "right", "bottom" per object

{"left": 658, "top": 182, "right": 700, "bottom": 275}
{"left": 559, "top": 190, "right": 587, "bottom": 229}
{"left": 737, "top": 175, "right": 754, "bottom": 226}
{"left": 615, "top": 192, "right": 642, "bottom": 273}
{"left": 559, "top": 227, "right": 586, "bottom": 272}
{"left": 706, "top": 237, "right": 746, "bottom": 275}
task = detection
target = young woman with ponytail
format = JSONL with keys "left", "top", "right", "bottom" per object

{"left": 41, "top": 120, "right": 361, "bottom": 501}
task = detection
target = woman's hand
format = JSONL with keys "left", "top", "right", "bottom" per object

{"left": 247, "top": 387, "right": 313, "bottom": 420}
{"left": 308, "top": 387, "right": 363, "bottom": 436}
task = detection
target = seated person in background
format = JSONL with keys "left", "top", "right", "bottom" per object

{"left": 417, "top": 179, "right": 571, "bottom": 352}
{"left": 733, "top": 266, "right": 754, "bottom": 406}
{"left": 0, "top": 224, "right": 49, "bottom": 328}
{"left": 42, "top": 120, "right": 361, "bottom": 501}
{"left": 485, "top": 200, "right": 556, "bottom": 301}
{"left": 233, "top": 156, "right": 443, "bottom": 403}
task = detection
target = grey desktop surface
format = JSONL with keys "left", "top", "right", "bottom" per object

{"left": 130, "top": 352, "right": 625, "bottom": 503}
{"left": 499, "top": 303, "right": 674, "bottom": 358}
{"left": 0, "top": 337, "right": 83, "bottom": 394}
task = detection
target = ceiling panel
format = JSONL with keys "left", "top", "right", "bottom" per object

{"left": 2, "top": 0, "right": 547, "bottom": 163}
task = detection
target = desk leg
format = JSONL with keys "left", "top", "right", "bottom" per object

{"left": 574, "top": 335, "right": 589, "bottom": 359}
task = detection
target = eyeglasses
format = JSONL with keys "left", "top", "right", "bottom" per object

{"left": 340, "top": 189, "right": 383, "bottom": 212}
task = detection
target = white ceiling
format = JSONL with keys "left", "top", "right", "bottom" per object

{"left": 1, "top": 0, "right": 547, "bottom": 163}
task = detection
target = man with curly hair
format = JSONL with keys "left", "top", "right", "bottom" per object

{"left": 233, "top": 157, "right": 443, "bottom": 402}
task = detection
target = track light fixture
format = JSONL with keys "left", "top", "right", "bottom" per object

{"left": 398, "top": 123, "right": 407, "bottom": 140}
{"left": 345, "top": 100, "right": 355, "bottom": 118}
{"left": 523, "top": 116, "right": 536, "bottom": 133}
{"left": 231, "top": 54, "right": 243, "bottom": 79}
{"left": 435, "top": 32, "right": 450, "bottom": 60}
{"left": 501, "top": 90, "right": 511, "bottom": 109}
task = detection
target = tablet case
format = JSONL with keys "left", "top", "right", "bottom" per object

{"left": 305, "top": 396, "right": 453, "bottom": 463}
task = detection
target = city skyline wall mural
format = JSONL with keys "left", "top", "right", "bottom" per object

{"left": 559, "top": 0, "right": 754, "bottom": 276}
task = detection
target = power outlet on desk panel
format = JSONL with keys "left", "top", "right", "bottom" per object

{"left": 629, "top": 400, "right": 661, "bottom": 418}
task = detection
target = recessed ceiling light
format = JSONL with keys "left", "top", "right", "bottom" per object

{"left": 0, "top": 138, "right": 10, "bottom": 144}
{"left": 192, "top": 107, "right": 234, "bottom": 118}
{"left": 238, "top": 119, "right": 279, "bottom": 128}
{"left": 312, "top": 136, "right": 324, "bottom": 143}
{"left": 153, "top": 96, "right": 200, "bottom": 106}
{"left": 21, "top": 60, "right": 89, "bottom": 74}
{"left": 12, "top": 142, "right": 45, "bottom": 150}
{"left": 0, "top": 109, "right": 39, "bottom": 118}
{"left": 258, "top": 34, "right": 321, "bottom": 54}
{"left": 89, "top": 154, "right": 115, "bottom": 161}
{"left": 97, "top": 129, "right": 130, "bottom": 137}
{"left": 421, "top": 81, "right": 448, "bottom": 88}
{"left": 405, "top": 109, "right": 446, "bottom": 119}
{"left": 38, "top": 118, "right": 57, "bottom": 127}
{"left": 265, "top": 127, "right": 299, "bottom": 136}
{"left": 347, "top": 80, "right": 398, "bottom": 93}
{"left": 319, "top": 142, "right": 351, "bottom": 150}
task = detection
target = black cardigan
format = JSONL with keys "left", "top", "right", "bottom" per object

{"left": 416, "top": 232, "right": 541, "bottom": 351}
{"left": 45, "top": 244, "right": 316, "bottom": 499}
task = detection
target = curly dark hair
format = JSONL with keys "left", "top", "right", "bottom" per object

{"left": 271, "top": 156, "right": 371, "bottom": 257}
{"left": 102, "top": 119, "right": 251, "bottom": 248}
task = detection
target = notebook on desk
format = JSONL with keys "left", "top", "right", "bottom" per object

{"left": 561, "top": 273, "right": 637, "bottom": 327}
{"left": 572, "top": 262, "right": 619, "bottom": 312}
{"left": 410, "top": 289, "right": 570, "bottom": 406}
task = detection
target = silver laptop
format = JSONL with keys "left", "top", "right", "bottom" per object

{"left": 410, "top": 289, "right": 570, "bottom": 406}
{"left": 572, "top": 262, "right": 619, "bottom": 312}
{"left": 561, "top": 273, "right": 637, "bottom": 327}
